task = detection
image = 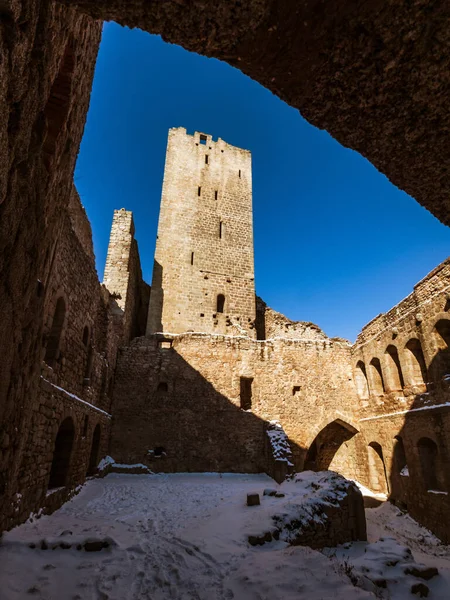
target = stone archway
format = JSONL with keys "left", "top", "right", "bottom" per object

{"left": 304, "top": 419, "right": 358, "bottom": 474}
{"left": 48, "top": 417, "right": 75, "bottom": 490}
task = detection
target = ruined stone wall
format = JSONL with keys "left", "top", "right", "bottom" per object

{"left": 2, "top": 188, "right": 124, "bottom": 529}
{"left": 103, "top": 209, "right": 150, "bottom": 341}
{"left": 0, "top": 1, "right": 102, "bottom": 531}
{"left": 110, "top": 332, "right": 361, "bottom": 479}
{"left": 352, "top": 258, "right": 450, "bottom": 541}
{"left": 147, "top": 128, "right": 256, "bottom": 337}
{"left": 256, "top": 296, "right": 329, "bottom": 341}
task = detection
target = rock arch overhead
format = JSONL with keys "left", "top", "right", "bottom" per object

{"left": 61, "top": 0, "right": 450, "bottom": 226}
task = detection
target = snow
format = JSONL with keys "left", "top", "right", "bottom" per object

{"left": 360, "top": 401, "right": 450, "bottom": 422}
{"left": 41, "top": 377, "right": 112, "bottom": 418}
{"left": 266, "top": 420, "right": 294, "bottom": 465}
{"left": 1, "top": 473, "right": 449, "bottom": 599}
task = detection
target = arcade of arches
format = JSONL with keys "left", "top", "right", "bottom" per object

{"left": 1, "top": 0, "right": 450, "bottom": 546}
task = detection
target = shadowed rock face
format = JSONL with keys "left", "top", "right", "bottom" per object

{"left": 61, "top": 0, "right": 450, "bottom": 224}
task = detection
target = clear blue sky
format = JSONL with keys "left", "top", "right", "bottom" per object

{"left": 75, "top": 23, "right": 450, "bottom": 342}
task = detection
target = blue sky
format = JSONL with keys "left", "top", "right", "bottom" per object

{"left": 75, "top": 23, "right": 450, "bottom": 342}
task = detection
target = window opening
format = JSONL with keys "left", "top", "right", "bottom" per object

{"left": 44, "top": 296, "right": 66, "bottom": 365}
{"left": 82, "top": 325, "right": 89, "bottom": 347}
{"left": 240, "top": 377, "right": 253, "bottom": 410}
{"left": 214, "top": 190, "right": 218, "bottom": 200}
{"left": 199, "top": 134, "right": 207, "bottom": 145}
{"left": 238, "top": 169, "right": 241, "bottom": 178}
{"left": 48, "top": 417, "right": 75, "bottom": 489}
{"left": 292, "top": 386, "right": 301, "bottom": 395}
{"left": 205, "top": 154, "right": 209, "bottom": 164}
{"left": 216, "top": 294, "right": 225, "bottom": 313}
{"left": 198, "top": 186, "right": 201, "bottom": 196}
{"left": 386, "top": 345, "right": 405, "bottom": 390}
{"left": 191, "top": 252, "right": 194, "bottom": 265}
{"left": 418, "top": 437, "right": 441, "bottom": 491}
{"left": 219, "top": 221, "right": 223, "bottom": 239}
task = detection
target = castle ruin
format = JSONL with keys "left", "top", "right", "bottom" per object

{"left": 1, "top": 1, "right": 450, "bottom": 549}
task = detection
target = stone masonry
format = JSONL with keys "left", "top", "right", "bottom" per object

{"left": 147, "top": 128, "right": 256, "bottom": 337}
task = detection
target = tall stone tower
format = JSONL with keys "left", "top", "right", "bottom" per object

{"left": 146, "top": 127, "right": 256, "bottom": 337}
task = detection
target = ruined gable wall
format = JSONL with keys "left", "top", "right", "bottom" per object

{"left": 110, "top": 333, "right": 361, "bottom": 479}
{"left": 0, "top": 1, "right": 102, "bottom": 531}
{"left": 147, "top": 128, "right": 256, "bottom": 338}
{"left": 352, "top": 258, "right": 450, "bottom": 542}
{"left": 256, "top": 296, "right": 329, "bottom": 341}
{"left": 103, "top": 209, "right": 150, "bottom": 342}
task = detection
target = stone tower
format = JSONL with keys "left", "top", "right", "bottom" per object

{"left": 146, "top": 127, "right": 256, "bottom": 337}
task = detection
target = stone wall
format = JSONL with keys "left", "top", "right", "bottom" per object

{"left": 103, "top": 208, "right": 150, "bottom": 341}
{"left": 352, "top": 258, "right": 450, "bottom": 542}
{"left": 1, "top": 187, "right": 125, "bottom": 529}
{"left": 256, "top": 296, "right": 329, "bottom": 341}
{"left": 147, "top": 128, "right": 256, "bottom": 337}
{"left": 110, "top": 331, "right": 361, "bottom": 479}
{"left": 0, "top": 0, "right": 102, "bottom": 531}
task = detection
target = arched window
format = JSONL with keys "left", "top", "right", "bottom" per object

{"left": 435, "top": 319, "right": 450, "bottom": 349}
{"left": 217, "top": 294, "right": 225, "bottom": 314}
{"left": 48, "top": 417, "right": 75, "bottom": 489}
{"left": 405, "top": 339, "right": 427, "bottom": 385}
{"left": 82, "top": 325, "right": 90, "bottom": 347}
{"left": 368, "top": 442, "right": 389, "bottom": 494}
{"left": 354, "top": 361, "right": 369, "bottom": 399}
{"left": 417, "top": 437, "right": 441, "bottom": 491}
{"left": 385, "top": 345, "right": 405, "bottom": 390}
{"left": 393, "top": 435, "right": 408, "bottom": 475}
{"left": 83, "top": 344, "right": 93, "bottom": 386}
{"left": 369, "top": 358, "right": 385, "bottom": 394}
{"left": 87, "top": 424, "right": 101, "bottom": 476}
{"left": 432, "top": 320, "right": 450, "bottom": 380}
{"left": 42, "top": 41, "right": 76, "bottom": 169}
{"left": 44, "top": 297, "right": 66, "bottom": 365}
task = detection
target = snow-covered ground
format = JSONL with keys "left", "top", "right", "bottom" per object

{"left": 1, "top": 472, "right": 449, "bottom": 599}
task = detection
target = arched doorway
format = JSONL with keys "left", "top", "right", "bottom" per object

{"left": 367, "top": 442, "right": 389, "bottom": 494}
{"left": 87, "top": 424, "right": 101, "bottom": 476}
{"left": 304, "top": 420, "right": 357, "bottom": 473}
{"left": 48, "top": 417, "right": 75, "bottom": 489}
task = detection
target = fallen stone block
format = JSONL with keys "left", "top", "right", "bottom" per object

{"left": 405, "top": 566, "right": 438, "bottom": 580}
{"left": 247, "top": 493, "right": 260, "bottom": 506}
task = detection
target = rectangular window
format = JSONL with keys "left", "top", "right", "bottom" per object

{"left": 200, "top": 134, "right": 207, "bottom": 145}
{"left": 238, "top": 169, "right": 241, "bottom": 178}
{"left": 191, "top": 252, "right": 194, "bottom": 265}
{"left": 205, "top": 155, "right": 209, "bottom": 165}
{"left": 219, "top": 221, "right": 223, "bottom": 239}
{"left": 198, "top": 186, "right": 201, "bottom": 196}
{"left": 293, "top": 385, "right": 301, "bottom": 395}
{"left": 240, "top": 377, "right": 253, "bottom": 410}
{"left": 214, "top": 190, "right": 218, "bottom": 200}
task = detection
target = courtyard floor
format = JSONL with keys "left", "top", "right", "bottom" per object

{"left": 1, "top": 473, "right": 450, "bottom": 599}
